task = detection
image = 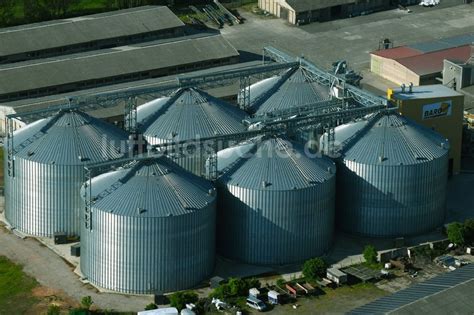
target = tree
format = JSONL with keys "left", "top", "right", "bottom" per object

{"left": 169, "top": 291, "right": 198, "bottom": 311}
{"left": 363, "top": 245, "right": 378, "bottom": 265}
{"left": 464, "top": 219, "right": 474, "bottom": 245}
{"left": 80, "top": 295, "right": 93, "bottom": 310}
{"left": 447, "top": 222, "right": 465, "bottom": 245}
{"left": 0, "top": 0, "right": 15, "bottom": 26}
{"left": 302, "top": 257, "right": 327, "bottom": 281}
{"left": 47, "top": 304, "right": 61, "bottom": 315}
{"left": 145, "top": 303, "right": 158, "bottom": 310}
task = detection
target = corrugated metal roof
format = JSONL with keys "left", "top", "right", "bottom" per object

{"left": 340, "top": 112, "right": 449, "bottom": 165}
{"left": 138, "top": 88, "right": 246, "bottom": 143}
{"left": 407, "top": 33, "right": 474, "bottom": 53}
{"left": 397, "top": 45, "right": 471, "bottom": 76}
{"left": 249, "top": 67, "right": 330, "bottom": 115}
{"left": 349, "top": 264, "right": 474, "bottom": 315}
{"left": 220, "top": 136, "right": 335, "bottom": 191}
{"left": 87, "top": 157, "right": 215, "bottom": 217}
{"left": 0, "top": 6, "right": 184, "bottom": 57}
{"left": 0, "top": 34, "right": 239, "bottom": 95}
{"left": 13, "top": 110, "right": 128, "bottom": 164}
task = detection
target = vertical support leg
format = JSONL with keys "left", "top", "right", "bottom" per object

{"left": 125, "top": 97, "right": 138, "bottom": 133}
{"left": 239, "top": 76, "right": 251, "bottom": 111}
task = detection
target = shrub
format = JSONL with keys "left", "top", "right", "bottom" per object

{"left": 47, "top": 304, "right": 61, "bottom": 315}
{"left": 169, "top": 291, "right": 198, "bottom": 311}
{"left": 363, "top": 245, "right": 378, "bottom": 265}
{"left": 145, "top": 303, "right": 158, "bottom": 310}
{"left": 447, "top": 222, "right": 465, "bottom": 246}
{"left": 302, "top": 257, "right": 327, "bottom": 281}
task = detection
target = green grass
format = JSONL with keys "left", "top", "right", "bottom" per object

{"left": 0, "top": 256, "right": 39, "bottom": 314}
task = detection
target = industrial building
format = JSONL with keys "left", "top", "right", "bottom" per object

{"left": 370, "top": 34, "right": 474, "bottom": 86}
{"left": 0, "top": 34, "right": 239, "bottom": 103}
{"left": 389, "top": 84, "right": 464, "bottom": 174}
{"left": 215, "top": 136, "right": 336, "bottom": 265}
{"left": 2, "top": 43, "right": 462, "bottom": 294}
{"left": 4, "top": 109, "right": 129, "bottom": 237}
{"left": 258, "top": 0, "right": 394, "bottom": 25}
{"left": 336, "top": 112, "right": 449, "bottom": 237}
{"left": 137, "top": 87, "right": 247, "bottom": 176}
{"left": 0, "top": 6, "right": 185, "bottom": 64}
{"left": 80, "top": 157, "right": 216, "bottom": 294}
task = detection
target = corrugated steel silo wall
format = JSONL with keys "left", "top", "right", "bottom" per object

{"left": 5, "top": 157, "right": 84, "bottom": 236}
{"left": 336, "top": 156, "right": 448, "bottom": 237}
{"left": 81, "top": 201, "right": 216, "bottom": 294}
{"left": 217, "top": 179, "right": 335, "bottom": 265}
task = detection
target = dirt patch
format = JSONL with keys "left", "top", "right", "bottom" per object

{"left": 30, "top": 286, "right": 79, "bottom": 313}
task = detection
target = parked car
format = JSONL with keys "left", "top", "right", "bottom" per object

{"left": 246, "top": 296, "right": 267, "bottom": 311}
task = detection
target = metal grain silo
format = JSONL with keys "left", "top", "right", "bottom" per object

{"left": 216, "top": 136, "right": 336, "bottom": 265}
{"left": 4, "top": 109, "right": 128, "bottom": 237}
{"left": 137, "top": 88, "right": 246, "bottom": 176}
{"left": 337, "top": 112, "right": 450, "bottom": 237}
{"left": 247, "top": 67, "right": 330, "bottom": 116}
{"left": 80, "top": 157, "right": 216, "bottom": 294}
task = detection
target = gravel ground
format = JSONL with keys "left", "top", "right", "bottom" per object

{"left": 0, "top": 222, "right": 152, "bottom": 312}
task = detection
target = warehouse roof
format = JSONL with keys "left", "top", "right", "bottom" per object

{"left": 285, "top": 0, "right": 355, "bottom": 12}
{"left": 371, "top": 47, "right": 422, "bottom": 59}
{"left": 407, "top": 33, "right": 474, "bottom": 53}
{"left": 349, "top": 264, "right": 474, "bottom": 314}
{"left": 397, "top": 45, "right": 471, "bottom": 76}
{"left": 0, "top": 6, "right": 184, "bottom": 57}
{"left": 0, "top": 34, "right": 239, "bottom": 95}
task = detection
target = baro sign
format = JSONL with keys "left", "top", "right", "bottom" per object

{"left": 422, "top": 101, "right": 452, "bottom": 120}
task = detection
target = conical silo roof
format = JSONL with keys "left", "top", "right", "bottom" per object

{"left": 220, "top": 136, "right": 335, "bottom": 190}
{"left": 12, "top": 109, "right": 128, "bottom": 165}
{"left": 138, "top": 88, "right": 246, "bottom": 144}
{"left": 87, "top": 157, "right": 216, "bottom": 217}
{"left": 340, "top": 112, "right": 449, "bottom": 165}
{"left": 249, "top": 67, "right": 330, "bottom": 115}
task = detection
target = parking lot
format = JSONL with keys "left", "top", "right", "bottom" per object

{"left": 221, "top": 1, "right": 473, "bottom": 80}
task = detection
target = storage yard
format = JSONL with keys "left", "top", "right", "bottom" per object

{"left": 0, "top": 1, "right": 473, "bottom": 314}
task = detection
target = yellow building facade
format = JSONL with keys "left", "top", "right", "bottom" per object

{"left": 390, "top": 85, "right": 464, "bottom": 175}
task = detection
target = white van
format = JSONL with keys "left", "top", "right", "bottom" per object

{"left": 246, "top": 296, "right": 267, "bottom": 311}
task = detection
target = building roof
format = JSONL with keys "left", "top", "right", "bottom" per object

{"left": 340, "top": 112, "right": 449, "bottom": 166}
{"left": 371, "top": 33, "right": 474, "bottom": 76}
{"left": 392, "top": 84, "right": 464, "bottom": 100}
{"left": 219, "top": 136, "right": 336, "bottom": 191}
{"left": 407, "top": 33, "right": 474, "bottom": 53}
{"left": 397, "top": 45, "right": 471, "bottom": 76}
{"left": 13, "top": 110, "right": 128, "bottom": 165}
{"left": 86, "top": 157, "right": 215, "bottom": 217}
{"left": 371, "top": 46, "right": 422, "bottom": 59}
{"left": 249, "top": 67, "right": 330, "bottom": 115}
{"left": 0, "top": 34, "right": 239, "bottom": 95}
{"left": 349, "top": 264, "right": 474, "bottom": 315}
{"left": 285, "top": 0, "right": 355, "bottom": 12}
{"left": 138, "top": 87, "right": 246, "bottom": 144}
{"left": 0, "top": 6, "right": 184, "bottom": 58}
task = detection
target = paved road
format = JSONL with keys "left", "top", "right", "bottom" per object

{"left": 0, "top": 224, "right": 152, "bottom": 312}
{"left": 221, "top": 1, "right": 474, "bottom": 71}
